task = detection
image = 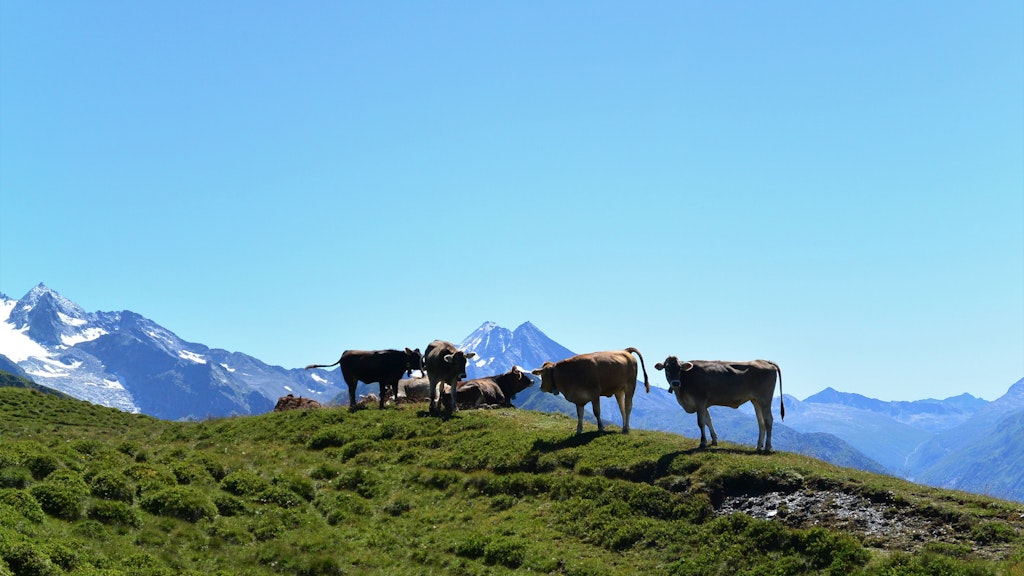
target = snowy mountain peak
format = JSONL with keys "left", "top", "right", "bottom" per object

{"left": 459, "top": 321, "right": 575, "bottom": 379}
{"left": 1, "top": 283, "right": 343, "bottom": 419}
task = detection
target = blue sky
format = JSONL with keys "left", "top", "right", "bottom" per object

{"left": 1, "top": 2, "right": 1021, "bottom": 402}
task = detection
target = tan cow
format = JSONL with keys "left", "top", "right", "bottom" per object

{"left": 531, "top": 348, "right": 650, "bottom": 435}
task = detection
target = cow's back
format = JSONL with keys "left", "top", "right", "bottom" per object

{"left": 555, "top": 350, "right": 637, "bottom": 401}
{"left": 684, "top": 360, "right": 777, "bottom": 402}
{"left": 423, "top": 340, "right": 455, "bottom": 371}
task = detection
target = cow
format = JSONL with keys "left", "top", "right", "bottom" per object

{"left": 397, "top": 376, "right": 431, "bottom": 402}
{"left": 305, "top": 348, "right": 422, "bottom": 410}
{"left": 655, "top": 356, "right": 784, "bottom": 452}
{"left": 455, "top": 366, "right": 535, "bottom": 409}
{"left": 422, "top": 340, "right": 476, "bottom": 413}
{"left": 531, "top": 348, "right": 650, "bottom": 435}
{"left": 273, "top": 394, "right": 322, "bottom": 412}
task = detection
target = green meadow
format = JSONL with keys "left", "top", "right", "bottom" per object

{"left": 1, "top": 382, "right": 1022, "bottom": 575}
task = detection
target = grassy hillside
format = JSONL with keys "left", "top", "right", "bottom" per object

{"left": 1, "top": 387, "right": 1022, "bottom": 576}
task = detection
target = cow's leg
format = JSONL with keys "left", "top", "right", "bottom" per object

{"left": 344, "top": 375, "right": 359, "bottom": 412}
{"left": 428, "top": 378, "right": 439, "bottom": 412}
{"left": 575, "top": 405, "right": 586, "bottom": 435}
{"left": 592, "top": 399, "right": 604, "bottom": 432}
{"left": 703, "top": 407, "right": 718, "bottom": 446}
{"left": 761, "top": 401, "right": 775, "bottom": 453}
{"left": 616, "top": 390, "right": 631, "bottom": 434}
{"left": 378, "top": 382, "right": 388, "bottom": 409}
{"left": 753, "top": 402, "right": 767, "bottom": 451}
{"left": 695, "top": 408, "right": 708, "bottom": 448}
{"left": 448, "top": 382, "right": 459, "bottom": 412}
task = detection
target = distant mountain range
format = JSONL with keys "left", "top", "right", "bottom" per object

{"left": 2, "top": 284, "right": 1022, "bottom": 502}
{"left": 0, "top": 284, "right": 342, "bottom": 419}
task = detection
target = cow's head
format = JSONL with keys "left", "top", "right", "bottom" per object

{"left": 404, "top": 348, "right": 423, "bottom": 377}
{"left": 654, "top": 356, "right": 694, "bottom": 392}
{"left": 531, "top": 362, "right": 558, "bottom": 395}
{"left": 443, "top": 350, "right": 476, "bottom": 381}
{"left": 498, "top": 366, "right": 535, "bottom": 396}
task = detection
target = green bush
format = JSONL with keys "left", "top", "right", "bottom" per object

{"left": 273, "top": 474, "right": 316, "bottom": 502}
{"left": 220, "top": 469, "right": 269, "bottom": 497}
{"left": 0, "top": 467, "right": 31, "bottom": 489}
{"left": 0, "top": 488, "right": 45, "bottom": 523}
{"left": 213, "top": 493, "right": 247, "bottom": 517}
{"left": 89, "top": 471, "right": 135, "bottom": 503}
{"left": 255, "top": 486, "right": 304, "bottom": 508}
{"left": 171, "top": 461, "right": 209, "bottom": 485}
{"left": 23, "top": 453, "right": 60, "bottom": 481}
{"left": 140, "top": 486, "right": 217, "bottom": 522}
{"left": 0, "top": 541, "right": 60, "bottom": 576}
{"left": 971, "top": 521, "right": 1016, "bottom": 544}
{"left": 307, "top": 426, "right": 350, "bottom": 450}
{"left": 88, "top": 500, "right": 143, "bottom": 528}
{"left": 29, "top": 471, "right": 89, "bottom": 520}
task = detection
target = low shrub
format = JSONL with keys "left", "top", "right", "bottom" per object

{"left": 89, "top": 471, "right": 135, "bottom": 503}
{"left": 88, "top": 500, "right": 142, "bottom": 528}
{"left": 213, "top": 493, "right": 247, "bottom": 517}
{"left": 971, "top": 520, "right": 1017, "bottom": 544}
{"left": 0, "top": 467, "right": 31, "bottom": 489}
{"left": 29, "top": 472, "right": 88, "bottom": 521}
{"left": 0, "top": 540, "right": 60, "bottom": 576}
{"left": 220, "top": 469, "right": 269, "bottom": 497}
{"left": 140, "top": 486, "right": 217, "bottom": 522}
{"left": 0, "top": 488, "right": 45, "bottom": 523}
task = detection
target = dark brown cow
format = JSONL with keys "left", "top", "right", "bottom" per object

{"left": 655, "top": 356, "right": 784, "bottom": 452}
{"left": 531, "top": 348, "right": 650, "bottom": 435}
{"left": 305, "top": 348, "right": 422, "bottom": 410}
{"left": 423, "top": 340, "right": 476, "bottom": 413}
{"left": 273, "top": 394, "right": 322, "bottom": 412}
{"left": 455, "top": 366, "right": 534, "bottom": 409}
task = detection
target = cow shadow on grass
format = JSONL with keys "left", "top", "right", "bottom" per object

{"left": 530, "top": 430, "right": 615, "bottom": 452}
{"left": 414, "top": 409, "right": 459, "bottom": 422}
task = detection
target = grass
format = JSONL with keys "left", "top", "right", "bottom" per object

{"left": 0, "top": 385, "right": 1022, "bottom": 575}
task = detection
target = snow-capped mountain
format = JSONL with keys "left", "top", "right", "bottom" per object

{"left": 460, "top": 321, "right": 575, "bottom": 379}
{"left": 0, "top": 284, "right": 342, "bottom": 420}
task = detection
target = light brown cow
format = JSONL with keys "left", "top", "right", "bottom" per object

{"left": 531, "top": 348, "right": 650, "bottom": 435}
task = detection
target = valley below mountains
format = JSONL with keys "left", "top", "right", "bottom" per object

{"left": 2, "top": 284, "right": 1022, "bottom": 502}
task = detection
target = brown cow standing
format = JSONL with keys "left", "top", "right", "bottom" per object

{"left": 422, "top": 340, "right": 476, "bottom": 413}
{"left": 455, "top": 366, "right": 534, "bottom": 409}
{"left": 531, "top": 348, "right": 650, "bottom": 435}
{"left": 655, "top": 356, "right": 783, "bottom": 452}
{"left": 305, "top": 348, "right": 422, "bottom": 410}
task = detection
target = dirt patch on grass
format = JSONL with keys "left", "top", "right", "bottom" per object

{"left": 717, "top": 489, "right": 1022, "bottom": 560}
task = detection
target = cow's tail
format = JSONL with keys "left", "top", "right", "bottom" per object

{"left": 769, "top": 360, "right": 784, "bottom": 420}
{"left": 626, "top": 347, "right": 650, "bottom": 393}
{"left": 305, "top": 358, "right": 342, "bottom": 370}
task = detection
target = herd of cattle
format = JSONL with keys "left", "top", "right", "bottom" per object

{"left": 302, "top": 339, "right": 785, "bottom": 452}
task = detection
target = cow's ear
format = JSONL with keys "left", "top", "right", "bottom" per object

{"left": 655, "top": 363, "right": 665, "bottom": 371}
{"left": 444, "top": 353, "right": 454, "bottom": 364}
{"left": 681, "top": 362, "right": 694, "bottom": 371}
{"left": 531, "top": 368, "right": 544, "bottom": 376}
{"left": 405, "top": 347, "right": 414, "bottom": 355}
{"left": 465, "top": 352, "right": 476, "bottom": 359}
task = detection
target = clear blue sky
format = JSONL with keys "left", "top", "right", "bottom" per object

{"left": 2, "top": 2, "right": 1022, "bottom": 402}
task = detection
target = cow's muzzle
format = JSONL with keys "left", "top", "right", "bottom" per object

{"left": 667, "top": 380, "right": 681, "bottom": 392}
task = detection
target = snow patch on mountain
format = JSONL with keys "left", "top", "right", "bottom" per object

{"left": 0, "top": 298, "right": 52, "bottom": 363}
